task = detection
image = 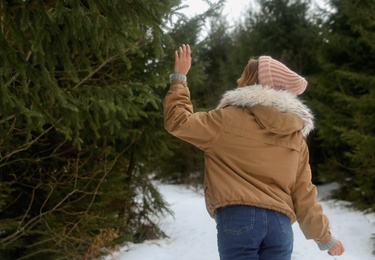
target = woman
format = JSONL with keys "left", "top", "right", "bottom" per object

{"left": 163, "top": 44, "right": 345, "bottom": 259}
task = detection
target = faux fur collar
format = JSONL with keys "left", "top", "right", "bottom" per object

{"left": 217, "top": 85, "right": 314, "bottom": 137}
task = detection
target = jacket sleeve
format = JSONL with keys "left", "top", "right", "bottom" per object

{"left": 292, "top": 140, "right": 333, "bottom": 247}
{"left": 163, "top": 80, "right": 222, "bottom": 150}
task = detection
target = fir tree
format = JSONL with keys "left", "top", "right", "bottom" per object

{"left": 311, "top": 0, "right": 375, "bottom": 211}
{"left": 0, "top": 0, "right": 179, "bottom": 258}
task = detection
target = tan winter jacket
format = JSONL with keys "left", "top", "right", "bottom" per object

{"left": 163, "top": 80, "right": 332, "bottom": 244}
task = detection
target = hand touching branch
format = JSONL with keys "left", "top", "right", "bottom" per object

{"left": 174, "top": 44, "right": 191, "bottom": 75}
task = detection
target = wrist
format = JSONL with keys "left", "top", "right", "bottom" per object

{"left": 316, "top": 237, "right": 337, "bottom": 251}
{"left": 170, "top": 73, "right": 187, "bottom": 83}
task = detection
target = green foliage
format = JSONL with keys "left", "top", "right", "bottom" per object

{"left": 234, "top": 0, "right": 320, "bottom": 74}
{"left": 310, "top": 0, "right": 375, "bottom": 212}
{"left": 197, "top": 14, "right": 237, "bottom": 107}
{"left": 0, "top": 0, "right": 179, "bottom": 258}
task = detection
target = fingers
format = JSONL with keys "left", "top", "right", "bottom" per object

{"left": 175, "top": 50, "right": 179, "bottom": 62}
{"left": 176, "top": 44, "right": 191, "bottom": 59}
{"left": 185, "top": 44, "right": 191, "bottom": 57}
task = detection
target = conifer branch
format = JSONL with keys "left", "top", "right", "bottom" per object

{"left": 0, "top": 124, "right": 54, "bottom": 167}
{"left": 5, "top": 51, "right": 32, "bottom": 87}
{"left": 73, "top": 39, "right": 146, "bottom": 89}
{"left": 73, "top": 54, "right": 121, "bottom": 89}
{"left": 0, "top": 126, "right": 54, "bottom": 168}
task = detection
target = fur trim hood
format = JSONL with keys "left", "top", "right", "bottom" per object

{"left": 217, "top": 85, "right": 314, "bottom": 137}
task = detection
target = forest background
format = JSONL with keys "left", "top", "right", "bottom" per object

{"left": 0, "top": 0, "right": 374, "bottom": 259}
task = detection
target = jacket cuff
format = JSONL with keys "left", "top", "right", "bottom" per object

{"left": 316, "top": 237, "right": 336, "bottom": 251}
{"left": 170, "top": 73, "right": 187, "bottom": 83}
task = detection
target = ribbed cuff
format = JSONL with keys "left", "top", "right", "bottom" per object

{"left": 170, "top": 73, "right": 187, "bottom": 83}
{"left": 317, "top": 237, "right": 337, "bottom": 251}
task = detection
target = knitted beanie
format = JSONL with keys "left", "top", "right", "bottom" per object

{"left": 258, "top": 56, "right": 307, "bottom": 95}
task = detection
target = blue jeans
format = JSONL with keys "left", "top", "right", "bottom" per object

{"left": 215, "top": 205, "right": 293, "bottom": 260}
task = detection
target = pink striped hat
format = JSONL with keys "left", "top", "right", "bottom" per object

{"left": 258, "top": 56, "right": 307, "bottom": 95}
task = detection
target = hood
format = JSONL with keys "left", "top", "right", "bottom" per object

{"left": 216, "top": 85, "right": 314, "bottom": 137}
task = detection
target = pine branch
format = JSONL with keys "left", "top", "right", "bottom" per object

{"left": 73, "top": 54, "right": 121, "bottom": 89}
{"left": 73, "top": 39, "right": 146, "bottom": 89}
{"left": 0, "top": 124, "right": 54, "bottom": 167}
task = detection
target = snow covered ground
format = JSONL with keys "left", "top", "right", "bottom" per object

{"left": 107, "top": 183, "right": 375, "bottom": 260}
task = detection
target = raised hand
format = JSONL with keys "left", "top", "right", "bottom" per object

{"left": 174, "top": 44, "right": 191, "bottom": 75}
